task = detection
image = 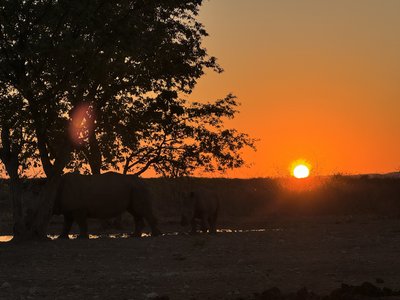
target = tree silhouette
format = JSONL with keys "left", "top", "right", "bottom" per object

{"left": 1, "top": 0, "right": 223, "bottom": 176}
{"left": 0, "top": 1, "right": 255, "bottom": 238}
{"left": 118, "top": 92, "right": 255, "bottom": 177}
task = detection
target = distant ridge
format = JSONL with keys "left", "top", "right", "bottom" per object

{"left": 359, "top": 172, "right": 400, "bottom": 179}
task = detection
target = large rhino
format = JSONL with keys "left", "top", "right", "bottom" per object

{"left": 51, "top": 172, "right": 161, "bottom": 238}
{"left": 180, "top": 189, "right": 219, "bottom": 234}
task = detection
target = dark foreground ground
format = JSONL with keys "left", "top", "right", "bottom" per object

{"left": 1, "top": 216, "right": 400, "bottom": 300}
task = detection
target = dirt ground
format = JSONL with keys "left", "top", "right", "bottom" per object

{"left": 1, "top": 216, "right": 400, "bottom": 300}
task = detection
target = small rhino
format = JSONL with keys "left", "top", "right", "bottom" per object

{"left": 180, "top": 189, "right": 219, "bottom": 234}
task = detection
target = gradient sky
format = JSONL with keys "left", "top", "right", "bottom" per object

{"left": 190, "top": 0, "right": 400, "bottom": 177}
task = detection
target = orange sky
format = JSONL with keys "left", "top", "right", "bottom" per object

{"left": 189, "top": 0, "right": 400, "bottom": 177}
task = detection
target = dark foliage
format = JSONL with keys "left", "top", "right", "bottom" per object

{"left": 0, "top": 0, "right": 254, "bottom": 179}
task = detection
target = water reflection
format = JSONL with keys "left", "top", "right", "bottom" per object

{"left": 217, "top": 228, "right": 268, "bottom": 233}
{"left": 0, "top": 236, "right": 13, "bottom": 242}
{"left": 0, "top": 228, "right": 281, "bottom": 242}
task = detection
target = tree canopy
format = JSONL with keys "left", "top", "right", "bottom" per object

{"left": 0, "top": 0, "right": 255, "bottom": 180}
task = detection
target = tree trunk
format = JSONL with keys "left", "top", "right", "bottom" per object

{"left": 25, "top": 96, "right": 56, "bottom": 178}
{"left": 10, "top": 177, "right": 60, "bottom": 241}
{"left": 1, "top": 124, "right": 58, "bottom": 241}
{"left": 0, "top": 125, "right": 26, "bottom": 239}
{"left": 9, "top": 178, "right": 31, "bottom": 240}
{"left": 28, "top": 176, "right": 60, "bottom": 239}
{"left": 31, "top": 109, "right": 74, "bottom": 179}
{"left": 1, "top": 159, "right": 37, "bottom": 241}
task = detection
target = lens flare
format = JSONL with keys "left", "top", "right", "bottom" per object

{"left": 68, "top": 102, "right": 95, "bottom": 146}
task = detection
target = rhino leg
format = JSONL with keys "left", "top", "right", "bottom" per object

{"left": 200, "top": 216, "right": 209, "bottom": 233}
{"left": 74, "top": 211, "right": 89, "bottom": 239}
{"left": 132, "top": 214, "right": 145, "bottom": 237}
{"left": 128, "top": 198, "right": 161, "bottom": 237}
{"left": 145, "top": 215, "right": 161, "bottom": 237}
{"left": 59, "top": 213, "right": 73, "bottom": 239}
{"left": 208, "top": 214, "right": 217, "bottom": 234}
{"left": 190, "top": 218, "right": 197, "bottom": 235}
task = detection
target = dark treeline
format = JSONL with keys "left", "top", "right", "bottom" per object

{"left": 1, "top": 176, "right": 400, "bottom": 234}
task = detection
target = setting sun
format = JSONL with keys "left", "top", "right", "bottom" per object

{"left": 293, "top": 164, "right": 310, "bottom": 179}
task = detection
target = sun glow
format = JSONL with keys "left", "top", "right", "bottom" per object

{"left": 291, "top": 160, "right": 311, "bottom": 179}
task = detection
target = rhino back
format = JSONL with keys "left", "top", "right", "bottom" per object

{"left": 58, "top": 173, "right": 134, "bottom": 218}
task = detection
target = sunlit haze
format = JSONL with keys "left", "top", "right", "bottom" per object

{"left": 191, "top": 0, "right": 400, "bottom": 177}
